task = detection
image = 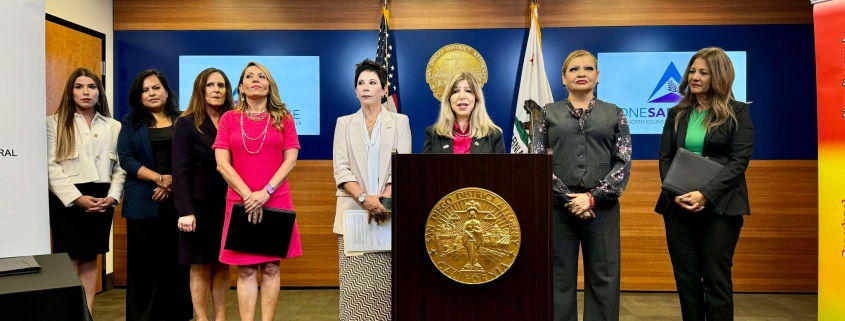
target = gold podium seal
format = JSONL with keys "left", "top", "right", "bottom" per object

{"left": 425, "top": 187, "right": 521, "bottom": 285}
{"left": 425, "top": 43, "right": 489, "bottom": 99}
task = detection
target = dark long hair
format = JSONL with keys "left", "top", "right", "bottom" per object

{"left": 181, "top": 68, "right": 234, "bottom": 133}
{"left": 53, "top": 68, "right": 110, "bottom": 161}
{"left": 673, "top": 47, "right": 737, "bottom": 133}
{"left": 127, "top": 69, "right": 179, "bottom": 128}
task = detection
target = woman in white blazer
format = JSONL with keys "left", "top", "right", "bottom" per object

{"left": 46, "top": 68, "right": 126, "bottom": 312}
{"left": 332, "top": 59, "right": 411, "bottom": 321}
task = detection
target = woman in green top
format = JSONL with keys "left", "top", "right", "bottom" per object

{"left": 655, "top": 47, "right": 754, "bottom": 321}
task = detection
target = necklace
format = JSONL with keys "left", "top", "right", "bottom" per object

{"left": 454, "top": 124, "right": 471, "bottom": 137}
{"left": 246, "top": 108, "right": 268, "bottom": 121}
{"left": 366, "top": 122, "right": 376, "bottom": 138}
{"left": 240, "top": 112, "right": 271, "bottom": 154}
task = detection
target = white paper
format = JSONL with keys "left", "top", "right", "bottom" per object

{"left": 343, "top": 210, "right": 391, "bottom": 256}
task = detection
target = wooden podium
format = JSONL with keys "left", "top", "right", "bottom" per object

{"left": 392, "top": 153, "right": 553, "bottom": 320}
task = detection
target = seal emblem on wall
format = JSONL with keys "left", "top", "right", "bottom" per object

{"left": 424, "top": 187, "right": 520, "bottom": 285}
{"left": 425, "top": 43, "right": 489, "bottom": 99}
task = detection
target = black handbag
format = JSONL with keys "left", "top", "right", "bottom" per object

{"left": 224, "top": 204, "right": 296, "bottom": 257}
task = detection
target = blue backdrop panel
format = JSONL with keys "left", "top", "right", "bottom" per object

{"left": 115, "top": 24, "right": 815, "bottom": 160}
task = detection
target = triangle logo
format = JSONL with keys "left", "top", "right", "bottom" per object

{"left": 647, "top": 62, "right": 683, "bottom": 103}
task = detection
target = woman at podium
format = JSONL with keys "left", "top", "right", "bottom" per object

{"left": 530, "top": 50, "right": 632, "bottom": 321}
{"left": 46, "top": 68, "right": 126, "bottom": 313}
{"left": 421, "top": 72, "right": 505, "bottom": 154}
{"left": 332, "top": 58, "right": 412, "bottom": 320}
{"left": 655, "top": 47, "right": 753, "bottom": 321}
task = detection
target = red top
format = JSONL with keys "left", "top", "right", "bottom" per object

{"left": 452, "top": 123, "right": 471, "bottom": 154}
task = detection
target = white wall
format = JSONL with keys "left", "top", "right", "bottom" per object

{"left": 46, "top": 0, "right": 115, "bottom": 274}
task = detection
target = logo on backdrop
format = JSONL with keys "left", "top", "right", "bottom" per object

{"left": 596, "top": 51, "right": 746, "bottom": 134}
{"left": 425, "top": 44, "right": 488, "bottom": 99}
{"left": 178, "top": 56, "right": 321, "bottom": 135}
{"left": 647, "top": 62, "right": 683, "bottom": 103}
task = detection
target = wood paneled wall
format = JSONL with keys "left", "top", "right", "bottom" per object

{"left": 111, "top": 0, "right": 816, "bottom": 292}
{"left": 114, "top": 0, "right": 811, "bottom": 31}
{"left": 113, "top": 160, "right": 818, "bottom": 292}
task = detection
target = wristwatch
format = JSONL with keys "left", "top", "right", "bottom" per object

{"left": 356, "top": 192, "right": 368, "bottom": 204}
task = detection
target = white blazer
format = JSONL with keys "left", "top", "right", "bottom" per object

{"left": 47, "top": 113, "right": 126, "bottom": 207}
{"left": 332, "top": 108, "right": 411, "bottom": 234}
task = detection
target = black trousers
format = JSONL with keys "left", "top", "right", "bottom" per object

{"left": 663, "top": 210, "right": 744, "bottom": 321}
{"left": 553, "top": 199, "right": 620, "bottom": 321}
{"left": 125, "top": 200, "right": 192, "bottom": 321}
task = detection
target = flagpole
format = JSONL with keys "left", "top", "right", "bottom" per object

{"left": 382, "top": 1, "right": 390, "bottom": 103}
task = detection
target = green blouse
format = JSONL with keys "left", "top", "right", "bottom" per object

{"left": 684, "top": 108, "right": 708, "bottom": 155}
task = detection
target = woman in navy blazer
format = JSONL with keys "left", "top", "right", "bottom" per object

{"left": 422, "top": 72, "right": 505, "bottom": 154}
{"left": 117, "top": 69, "right": 191, "bottom": 321}
{"left": 655, "top": 47, "right": 754, "bottom": 321}
{"left": 172, "top": 68, "right": 234, "bottom": 321}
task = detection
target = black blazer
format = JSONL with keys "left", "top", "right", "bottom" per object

{"left": 171, "top": 115, "right": 228, "bottom": 217}
{"left": 421, "top": 125, "right": 505, "bottom": 154}
{"left": 655, "top": 100, "right": 754, "bottom": 216}
{"left": 117, "top": 113, "right": 180, "bottom": 219}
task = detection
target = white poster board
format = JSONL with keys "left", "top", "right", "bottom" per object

{"left": 0, "top": 0, "right": 50, "bottom": 259}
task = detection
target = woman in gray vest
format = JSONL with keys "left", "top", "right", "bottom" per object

{"left": 531, "top": 49, "right": 632, "bottom": 321}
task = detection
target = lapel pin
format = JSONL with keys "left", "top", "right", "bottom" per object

{"left": 474, "top": 142, "right": 479, "bottom": 146}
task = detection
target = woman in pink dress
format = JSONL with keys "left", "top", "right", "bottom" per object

{"left": 213, "top": 61, "right": 301, "bottom": 321}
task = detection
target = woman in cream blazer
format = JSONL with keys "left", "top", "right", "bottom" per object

{"left": 332, "top": 59, "right": 411, "bottom": 321}
{"left": 47, "top": 68, "right": 125, "bottom": 313}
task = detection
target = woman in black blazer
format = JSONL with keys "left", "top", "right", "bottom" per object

{"left": 656, "top": 47, "right": 754, "bottom": 321}
{"left": 172, "top": 68, "right": 234, "bottom": 321}
{"left": 117, "top": 69, "right": 192, "bottom": 321}
{"left": 422, "top": 72, "right": 505, "bottom": 154}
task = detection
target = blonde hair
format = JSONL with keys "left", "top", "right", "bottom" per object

{"left": 562, "top": 49, "right": 597, "bottom": 75}
{"left": 235, "top": 61, "right": 291, "bottom": 131}
{"left": 53, "top": 68, "right": 111, "bottom": 161}
{"left": 674, "top": 47, "right": 737, "bottom": 133}
{"left": 432, "top": 72, "right": 501, "bottom": 139}
{"left": 181, "top": 68, "right": 234, "bottom": 133}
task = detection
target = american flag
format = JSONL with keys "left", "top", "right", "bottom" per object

{"left": 375, "top": 7, "right": 400, "bottom": 113}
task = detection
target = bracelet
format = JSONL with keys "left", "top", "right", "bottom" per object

{"left": 158, "top": 174, "right": 162, "bottom": 184}
{"left": 265, "top": 183, "right": 276, "bottom": 195}
{"left": 587, "top": 192, "right": 595, "bottom": 208}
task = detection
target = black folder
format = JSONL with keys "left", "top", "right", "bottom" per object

{"left": 662, "top": 148, "right": 724, "bottom": 196}
{"left": 224, "top": 204, "right": 296, "bottom": 258}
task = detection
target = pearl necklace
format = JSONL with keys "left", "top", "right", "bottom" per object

{"left": 240, "top": 112, "right": 271, "bottom": 154}
{"left": 454, "top": 124, "right": 471, "bottom": 137}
